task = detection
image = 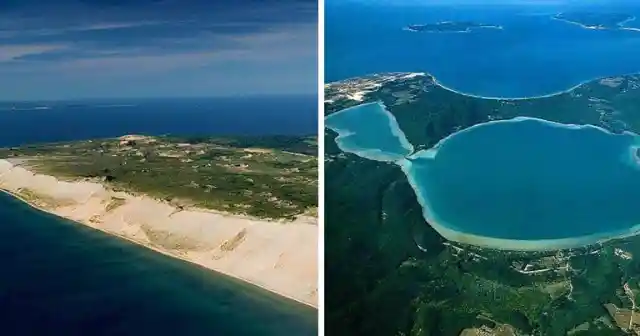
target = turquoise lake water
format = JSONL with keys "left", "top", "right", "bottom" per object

{"left": 325, "top": 102, "right": 413, "bottom": 162}
{"left": 326, "top": 102, "right": 640, "bottom": 250}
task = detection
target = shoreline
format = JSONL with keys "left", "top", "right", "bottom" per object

{"left": 0, "top": 162, "right": 317, "bottom": 309}
{"left": 401, "top": 118, "right": 640, "bottom": 252}
{"left": 404, "top": 24, "right": 503, "bottom": 33}
{"left": 0, "top": 188, "right": 317, "bottom": 309}
{"left": 405, "top": 166, "right": 640, "bottom": 252}
{"left": 551, "top": 14, "right": 639, "bottom": 32}
{"left": 430, "top": 76, "right": 584, "bottom": 101}
{"left": 331, "top": 70, "right": 640, "bottom": 102}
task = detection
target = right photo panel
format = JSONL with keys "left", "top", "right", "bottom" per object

{"left": 324, "top": 1, "right": 640, "bottom": 335}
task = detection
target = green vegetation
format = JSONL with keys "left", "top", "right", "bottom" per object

{"left": 0, "top": 135, "right": 317, "bottom": 220}
{"left": 324, "top": 73, "right": 640, "bottom": 335}
{"left": 168, "top": 135, "right": 318, "bottom": 156}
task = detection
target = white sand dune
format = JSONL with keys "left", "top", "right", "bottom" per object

{"left": 0, "top": 159, "right": 318, "bottom": 307}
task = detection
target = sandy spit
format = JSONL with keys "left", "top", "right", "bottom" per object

{"left": 0, "top": 159, "right": 318, "bottom": 308}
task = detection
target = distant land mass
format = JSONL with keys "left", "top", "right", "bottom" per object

{"left": 325, "top": 72, "right": 640, "bottom": 335}
{"left": 405, "top": 21, "right": 503, "bottom": 33}
{"left": 553, "top": 12, "right": 638, "bottom": 31}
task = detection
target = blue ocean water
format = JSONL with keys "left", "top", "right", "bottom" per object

{"left": 326, "top": 2, "right": 640, "bottom": 97}
{"left": 326, "top": 102, "right": 640, "bottom": 250}
{"left": 0, "top": 193, "right": 316, "bottom": 335}
{"left": 0, "top": 96, "right": 316, "bottom": 147}
{"left": 0, "top": 96, "right": 317, "bottom": 334}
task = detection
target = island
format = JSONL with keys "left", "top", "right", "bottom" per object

{"left": 325, "top": 72, "right": 640, "bottom": 335}
{"left": 405, "top": 21, "right": 503, "bottom": 33}
{"left": 553, "top": 12, "right": 637, "bottom": 31}
{"left": 0, "top": 135, "right": 318, "bottom": 307}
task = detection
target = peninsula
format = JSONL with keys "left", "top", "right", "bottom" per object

{"left": 0, "top": 135, "right": 318, "bottom": 307}
{"left": 405, "top": 21, "right": 503, "bottom": 33}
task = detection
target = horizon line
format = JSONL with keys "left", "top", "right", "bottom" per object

{"left": 0, "top": 93, "right": 318, "bottom": 104}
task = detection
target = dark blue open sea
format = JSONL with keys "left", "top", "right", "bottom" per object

{"left": 0, "top": 96, "right": 317, "bottom": 147}
{"left": 0, "top": 96, "right": 317, "bottom": 335}
{"left": 326, "top": 1, "right": 640, "bottom": 98}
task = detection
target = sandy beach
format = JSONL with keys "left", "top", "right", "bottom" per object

{"left": 0, "top": 159, "right": 318, "bottom": 308}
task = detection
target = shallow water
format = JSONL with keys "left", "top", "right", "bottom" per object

{"left": 325, "top": 102, "right": 413, "bottom": 161}
{"left": 0, "top": 193, "right": 317, "bottom": 335}
{"left": 326, "top": 102, "right": 640, "bottom": 250}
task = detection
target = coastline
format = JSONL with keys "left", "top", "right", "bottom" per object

{"left": 430, "top": 75, "right": 585, "bottom": 101}
{"left": 428, "top": 17, "right": 640, "bottom": 100}
{"left": 0, "top": 160, "right": 318, "bottom": 308}
{"left": 404, "top": 24, "right": 503, "bottom": 33}
{"left": 551, "top": 14, "right": 640, "bottom": 32}
{"left": 332, "top": 70, "right": 640, "bottom": 102}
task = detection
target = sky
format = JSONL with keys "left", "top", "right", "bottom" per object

{"left": 0, "top": 0, "right": 317, "bottom": 101}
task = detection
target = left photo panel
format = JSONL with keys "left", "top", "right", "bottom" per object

{"left": 0, "top": 1, "right": 318, "bottom": 335}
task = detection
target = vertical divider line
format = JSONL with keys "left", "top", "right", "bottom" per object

{"left": 317, "top": 0, "right": 326, "bottom": 334}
